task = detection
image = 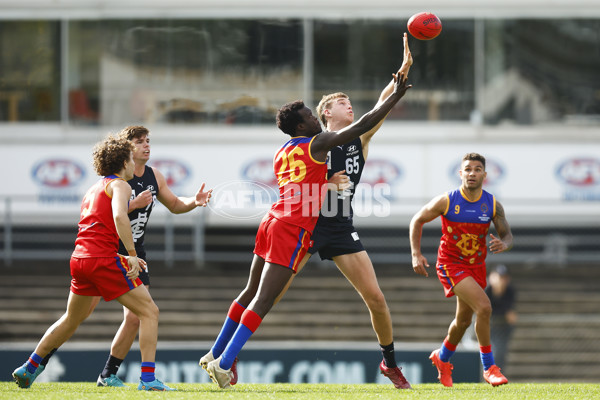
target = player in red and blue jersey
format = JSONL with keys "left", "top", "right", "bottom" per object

{"left": 272, "top": 33, "right": 413, "bottom": 390}
{"left": 200, "top": 72, "right": 412, "bottom": 389}
{"left": 30, "top": 126, "right": 212, "bottom": 388}
{"left": 12, "top": 135, "right": 174, "bottom": 391}
{"left": 409, "top": 152, "right": 513, "bottom": 387}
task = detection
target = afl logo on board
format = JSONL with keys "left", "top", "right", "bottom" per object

{"left": 242, "top": 159, "right": 277, "bottom": 186}
{"left": 32, "top": 159, "right": 86, "bottom": 188}
{"left": 556, "top": 158, "right": 600, "bottom": 187}
{"left": 151, "top": 159, "right": 190, "bottom": 187}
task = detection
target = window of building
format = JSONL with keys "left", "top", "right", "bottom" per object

{"left": 0, "top": 21, "right": 61, "bottom": 122}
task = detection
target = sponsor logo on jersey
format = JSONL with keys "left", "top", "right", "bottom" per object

{"left": 150, "top": 159, "right": 190, "bottom": 187}
{"left": 32, "top": 159, "right": 86, "bottom": 188}
{"left": 555, "top": 158, "right": 600, "bottom": 187}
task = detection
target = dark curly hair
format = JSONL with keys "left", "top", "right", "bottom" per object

{"left": 92, "top": 134, "right": 134, "bottom": 177}
{"left": 276, "top": 100, "right": 305, "bottom": 136}
{"left": 462, "top": 152, "right": 486, "bottom": 170}
{"left": 118, "top": 125, "right": 149, "bottom": 141}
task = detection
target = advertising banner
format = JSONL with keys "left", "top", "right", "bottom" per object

{"left": 0, "top": 342, "right": 480, "bottom": 385}
{"left": 1, "top": 143, "right": 599, "bottom": 225}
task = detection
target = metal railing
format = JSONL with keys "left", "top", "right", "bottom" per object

{"left": 2, "top": 196, "right": 600, "bottom": 268}
{"left": 0, "top": 196, "right": 208, "bottom": 268}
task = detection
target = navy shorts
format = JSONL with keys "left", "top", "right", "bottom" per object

{"left": 308, "top": 220, "right": 365, "bottom": 260}
{"left": 138, "top": 265, "right": 150, "bottom": 286}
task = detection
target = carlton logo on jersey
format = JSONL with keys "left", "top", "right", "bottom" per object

{"left": 32, "top": 159, "right": 86, "bottom": 188}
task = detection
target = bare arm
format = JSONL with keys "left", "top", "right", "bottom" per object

{"left": 311, "top": 73, "right": 411, "bottom": 162}
{"left": 489, "top": 200, "right": 513, "bottom": 253}
{"left": 154, "top": 167, "right": 212, "bottom": 214}
{"left": 409, "top": 194, "right": 448, "bottom": 277}
{"left": 361, "top": 33, "right": 413, "bottom": 159}
{"left": 110, "top": 179, "right": 140, "bottom": 280}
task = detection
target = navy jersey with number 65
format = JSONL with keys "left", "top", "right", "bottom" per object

{"left": 320, "top": 137, "right": 365, "bottom": 223}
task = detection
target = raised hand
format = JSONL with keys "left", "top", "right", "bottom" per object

{"left": 195, "top": 183, "right": 213, "bottom": 207}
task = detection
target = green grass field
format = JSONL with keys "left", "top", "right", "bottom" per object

{"left": 1, "top": 382, "right": 599, "bottom": 400}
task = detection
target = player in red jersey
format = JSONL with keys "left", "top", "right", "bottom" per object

{"left": 12, "top": 135, "right": 174, "bottom": 391}
{"left": 200, "top": 72, "right": 412, "bottom": 389}
{"left": 409, "top": 153, "right": 513, "bottom": 387}
{"left": 94, "top": 126, "right": 212, "bottom": 387}
{"left": 31, "top": 126, "right": 213, "bottom": 387}
{"left": 274, "top": 33, "right": 413, "bottom": 389}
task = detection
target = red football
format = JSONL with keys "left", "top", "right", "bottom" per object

{"left": 407, "top": 12, "right": 442, "bottom": 40}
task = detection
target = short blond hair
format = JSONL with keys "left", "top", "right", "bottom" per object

{"left": 316, "top": 92, "right": 349, "bottom": 127}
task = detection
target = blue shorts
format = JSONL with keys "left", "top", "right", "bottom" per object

{"left": 308, "top": 219, "right": 364, "bottom": 260}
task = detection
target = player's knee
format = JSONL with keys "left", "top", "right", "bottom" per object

{"left": 477, "top": 302, "right": 492, "bottom": 319}
{"left": 365, "top": 291, "right": 388, "bottom": 313}
{"left": 149, "top": 302, "right": 160, "bottom": 320}
{"left": 455, "top": 316, "right": 472, "bottom": 331}
{"left": 64, "top": 313, "right": 86, "bottom": 328}
{"left": 138, "top": 301, "right": 159, "bottom": 321}
{"left": 124, "top": 310, "right": 141, "bottom": 328}
{"left": 238, "top": 287, "right": 258, "bottom": 305}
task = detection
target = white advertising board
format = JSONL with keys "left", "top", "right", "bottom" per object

{"left": 1, "top": 143, "right": 599, "bottom": 226}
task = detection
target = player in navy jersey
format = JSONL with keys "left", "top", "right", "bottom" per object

{"left": 32, "top": 126, "right": 212, "bottom": 387}
{"left": 94, "top": 125, "right": 213, "bottom": 386}
{"left": 409, "top": 152, "right": 513, "bottom": 387}
{"left": 274, "top": 33, "right": 413, "bottom": 389}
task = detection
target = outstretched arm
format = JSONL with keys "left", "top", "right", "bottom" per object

{"left": 154, "top": 167, "right": 212, "bottom": 214}
{"left": 361, "top": 32, "right": 413, "bottom": 158}
{"left": 311, "top": 73, "right": 412, "bottom": 161}
{"left": 490, "top": 201, "right": 513, "bottom": 253}
{"left": 409, "top": 194, "right": 447, "bottom": 277}
{"left": 379, "top": 33, "right": 413, "bottom": 104}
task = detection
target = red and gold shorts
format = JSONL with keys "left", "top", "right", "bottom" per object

{"left": 70, "top": 255, "right": 143, "bottom": 301}
{"left": 253, "top": 213, "right": 311, "bottom": 273}
{"left": 436, "top": 262, "right": 487, "bottom": 298}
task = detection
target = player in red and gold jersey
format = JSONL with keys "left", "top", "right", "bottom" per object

{"left": 410, "top": 152, "right": 513, "bottom": 387}
{"left": 201, "top": 73, "right": 412, "bottom": 389}
{"left": 12, "top": 135, "right": 174, "bottom": 391}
